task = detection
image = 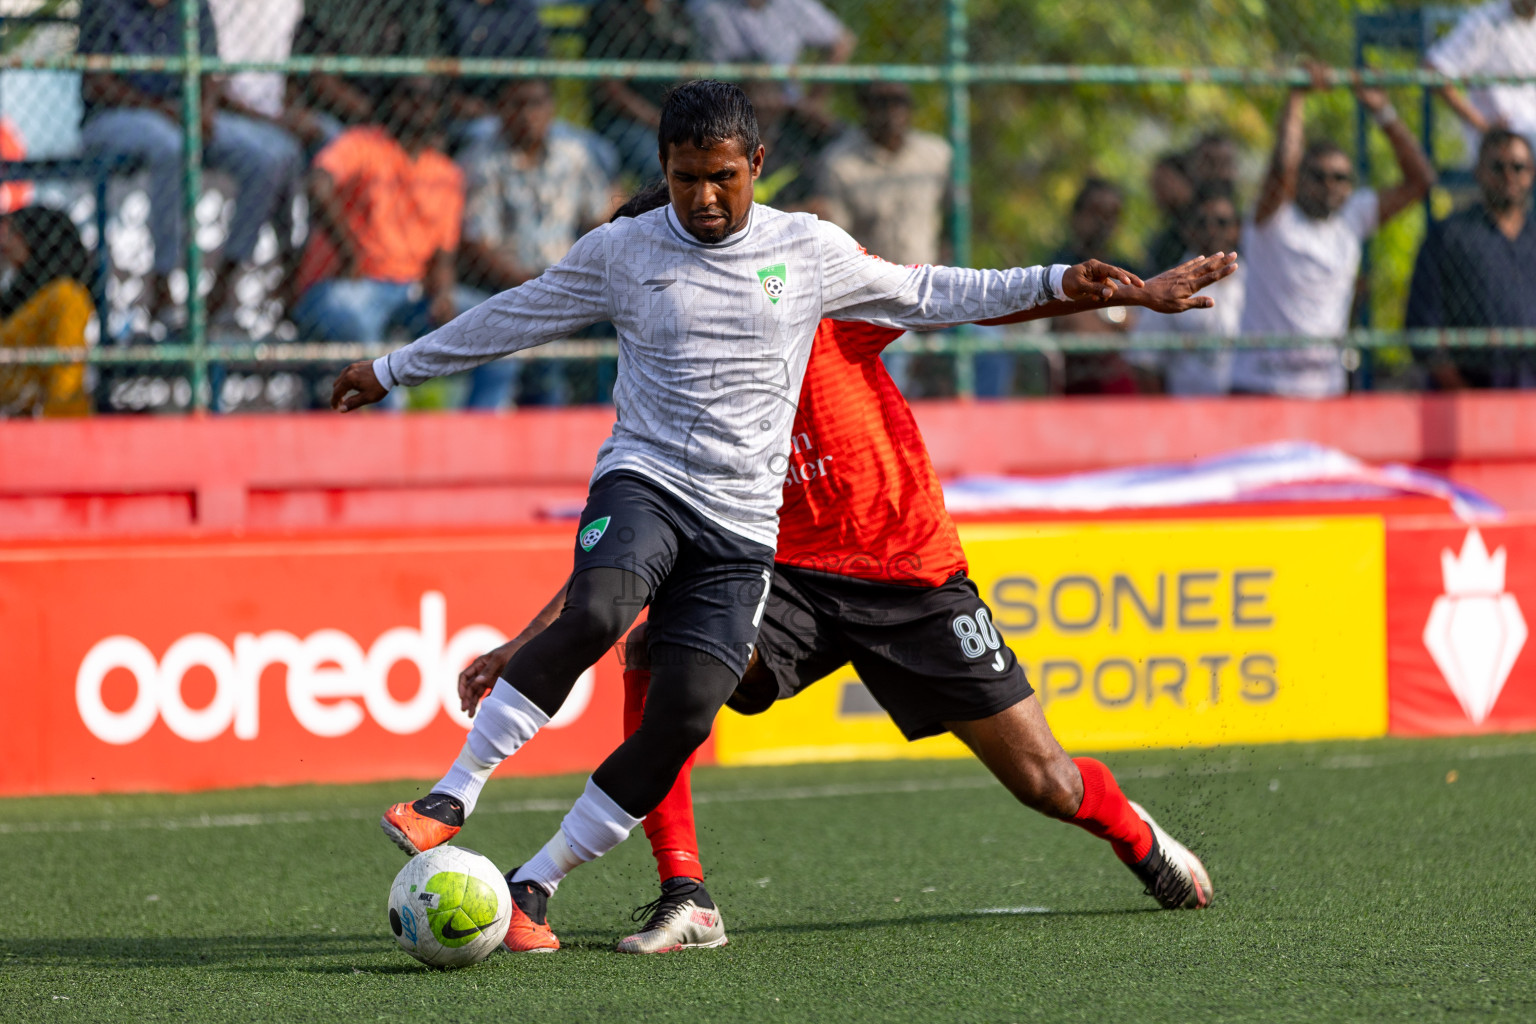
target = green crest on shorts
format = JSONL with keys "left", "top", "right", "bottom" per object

{"left": 757, "top": 263, "right": 788, "bottom": 304}
{"left": 579, "top": 516, "right": 611, "bottom": 552}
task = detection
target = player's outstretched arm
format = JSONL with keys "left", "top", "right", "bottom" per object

{"left": 819, "top": 219, "right": 1089, "bottom": 327}
{"left": 329, "top": 228, "right": 615, "bottom": 408}
{"left": 974, "top": 253, "right": 1237, "bottom": 327}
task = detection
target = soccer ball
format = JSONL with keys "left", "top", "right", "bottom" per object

{"left": 387, "top": 846, "right": 512, "bottom": 969}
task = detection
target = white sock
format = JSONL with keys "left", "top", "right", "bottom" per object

{"left": 512, "top": 778, "right": 642, "bottom": 895}
{"left": 433, "top": 681, "right": 549, "bottom": 815}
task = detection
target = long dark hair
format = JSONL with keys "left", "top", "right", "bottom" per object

{"left": 611, "top": 180, "right": 671, "bottom": 222}
{"left": 1, "top": 206, "right": 90, "bottom": 318}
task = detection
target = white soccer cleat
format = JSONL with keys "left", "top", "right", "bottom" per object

{"left": 1127, "top": 801, "right": 1213, "bottom": 909}
{"left": 615, "top": 878, "right": 729, "bottom": 954}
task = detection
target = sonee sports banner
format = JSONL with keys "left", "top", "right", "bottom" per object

{"left": 714, "top": 517, "right": 1390, "bottom": 764}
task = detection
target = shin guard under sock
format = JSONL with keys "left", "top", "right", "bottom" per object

{"left": 1070, "top": 756, "right": 1155, "bottom": 864}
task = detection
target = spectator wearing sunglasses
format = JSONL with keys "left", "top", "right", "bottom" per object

{"left": 1408, "top": 129, "right": 1536, "bottom": 388}
{"left": 1130, "top": 186, "right": 1246, "bottom": 395}
{"left": 1233, "top": 68, "right": 1434, "bottom": 397}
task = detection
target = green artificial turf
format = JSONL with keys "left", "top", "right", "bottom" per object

{"left": 2, "top": 735, "right": 1534, "bottom": 1023}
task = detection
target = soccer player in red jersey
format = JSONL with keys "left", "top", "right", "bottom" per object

{"left": 390, "top": 184, "right": 1233, "bottom": 952}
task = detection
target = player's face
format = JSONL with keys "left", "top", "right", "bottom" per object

{"left": 661, "top": 138, "right": 764, "bottom": 244}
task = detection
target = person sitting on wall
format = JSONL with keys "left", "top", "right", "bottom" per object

{"left": 0, "top": 207, "right": 95, "bottom": 417}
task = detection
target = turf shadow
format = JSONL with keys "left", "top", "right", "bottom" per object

{"left": 729, "top": 906, "right": 1159, "bottom": 937}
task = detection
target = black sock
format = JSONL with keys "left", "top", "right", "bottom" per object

{"left": 662, "top": 875, "right": 714, "bottom": 909}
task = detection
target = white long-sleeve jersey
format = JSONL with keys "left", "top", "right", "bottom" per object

{"left": 376, "top": 203, "right": 1067, "bottom": 546}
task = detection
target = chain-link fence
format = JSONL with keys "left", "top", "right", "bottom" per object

{"left": 0, "top": 0, "right": 1533, "bottom": 414}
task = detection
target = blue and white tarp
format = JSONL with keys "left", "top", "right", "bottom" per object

{"left": 942, "top": 441, "right": 1503, "bottom": 521}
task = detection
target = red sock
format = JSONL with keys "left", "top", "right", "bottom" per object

{"left": 1070, "top": 757, "right": 1154, "bottom": 864}
{"left": 622, "top": 668, "right": 704, "bottom": 884}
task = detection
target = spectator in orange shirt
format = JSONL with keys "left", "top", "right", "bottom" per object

{"left": 0, "top": 118, "right": 35, "bottom": 215}
{"left": 293, "top": 77, "right": 464, "bottom": 346}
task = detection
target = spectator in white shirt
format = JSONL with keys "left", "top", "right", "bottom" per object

{"left": 1425, "top": 0, "right": 1536, "bottom": 163}
{"left": 1233, "top": 71, "right": 1434, "bottom": 397}
{"left": 1132, "top": 187, "right": 1245, "bottom": 395}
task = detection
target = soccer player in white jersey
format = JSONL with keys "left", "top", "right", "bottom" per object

{"left": 332, "top": 80, "right": 1144, "bottom": 950}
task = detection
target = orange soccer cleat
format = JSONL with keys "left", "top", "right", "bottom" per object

{"left": 380, "top": 795, "right": 463, "bottom": 856}
{"left": 502, "top": 880, "right": 560, "bottom": 952}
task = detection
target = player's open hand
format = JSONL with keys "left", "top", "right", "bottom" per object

{"left": 1135, "top": 252, "right": 1239, "bottom": 314}
{"left": 458, "top": 641, "right": 517, "bottom": 716}
{"left": 330, "top": 360, "right": 386, "bottom": 412}
{"left": 1062, "top": 259, "right": 1144, "bottom": 303}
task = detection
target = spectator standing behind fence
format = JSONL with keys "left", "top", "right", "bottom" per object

{"left": 292, "top": 78, "right": 463, "bottom": 363}
{"left": 456, "top": 79, "right": 612, "bottom": 409}
{"left": 1145, "top": 153, "right": 1195, "bottom": 274}
{"left": 1051, "top": 178, "right": 1147, "bottom": 394}
{"left": 1233, "top": 73, "right": 1434, "bottom": 397}
{"left": 1425, "top": 0, "right": 1536, "bottom": 162}
{"left": 1130, "top": 187, "right": 1246, "bottom": 395}
{"left": 1407, "top": 130, "right": 1536, "bottom": 388}
{"left": 814, "top": 82, "right": 951, "bottom": 394}
{"left": 78, "top": 0, "right": 304, "bottom": 330}
{"left": 815, "top": 83, "right": 950, "bottom": 265}
{"left": 584, "top": 0, "right": 694, "bottom": 181}
{"left": 0, "top": 207, "right": 94, "bottom": 417}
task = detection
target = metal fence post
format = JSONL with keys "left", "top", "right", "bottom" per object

{"left": 945, "top": 0, "right": 972, "bottom": 270}
{"left": 180, "top": 0, "right": 207, "bottom": 411}
{"left": 945, "top": 0, "right": 974, "bottom": 397}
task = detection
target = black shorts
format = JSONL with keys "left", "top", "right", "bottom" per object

{"left": 574, "top": 471, "right": 775, "bottom": 678}
{"left": 739, "top": 564, "right": 1034, "bottom": 741}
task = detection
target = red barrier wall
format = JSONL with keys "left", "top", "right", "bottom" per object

{"left": 6, "top": 396, "right": 1536, "bottom": 795}
{"left": 7, "top": 392, "right": 1536, "bottom": 539}
{"left": 6, "top": 513, "right": 1535, "bottom": 796}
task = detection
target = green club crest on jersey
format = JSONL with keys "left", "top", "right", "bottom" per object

{"left": 579, "top": 516, "right": 611, "bottom": 552}
{"left": 757, "top": 263, "right": 788, "bottom": 304}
